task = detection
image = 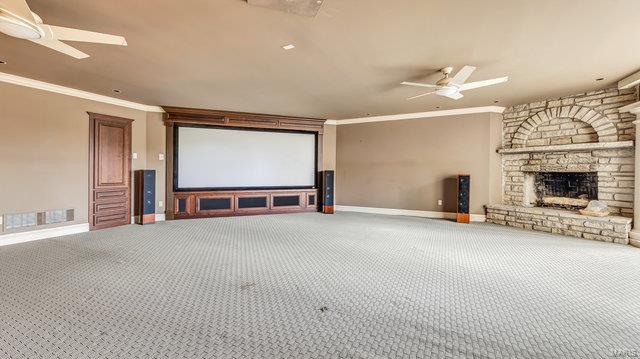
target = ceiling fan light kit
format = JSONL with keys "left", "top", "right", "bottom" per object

{"left": 0, "top": 0, "right": 127, "bottom": 59}
{"left": 402, "top": 65, "right": 509, "bottom": 101}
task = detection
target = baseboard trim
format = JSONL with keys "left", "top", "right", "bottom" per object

{"left": 335, "top": 205, "right": 486, "bottom": 222}
{"left": 0, "top": 223, "right": 90, "bottom": 247}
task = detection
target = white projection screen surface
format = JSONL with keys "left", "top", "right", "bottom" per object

{"left": 177, "top": 126, "right": 316, "bottom": 189}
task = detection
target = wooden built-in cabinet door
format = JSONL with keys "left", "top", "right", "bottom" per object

{"left": 89, "top": 113, "right": 133, "bottom": 230}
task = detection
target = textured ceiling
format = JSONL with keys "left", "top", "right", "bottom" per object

{"left": 1, "top": 0, "right": 639, "bottom": 119}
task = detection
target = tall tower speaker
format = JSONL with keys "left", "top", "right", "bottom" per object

{"left": 322, "top": 170, "right": 334, "bottom": 214}
{"left": 134, "top": 170, "right": 156, "bottom": 225}
{"left": 456, "top": 174, "right": 470, "bottom": 223}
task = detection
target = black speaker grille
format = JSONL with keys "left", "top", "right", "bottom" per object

{"left": 200, "top": 198, "right": 232, "bottom": 211}
{"left": 323, "top": 171, "right": 334, "bottom": 206}
{"left": 457, "top": 175, "right": 470, "bottom": 214}
{"left": 273, "top": 195, "right": 300, "bottom": 207}
{"left": 238, "top": 196, "right": 267, "bottom": 209}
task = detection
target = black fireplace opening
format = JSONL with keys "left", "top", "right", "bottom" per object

{"left": 532, "top": 172, "right": 598, "bottom": 209}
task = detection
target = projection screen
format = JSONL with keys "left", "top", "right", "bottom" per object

{"left": 176, "top": 126, "right": 316, "bottom": 190}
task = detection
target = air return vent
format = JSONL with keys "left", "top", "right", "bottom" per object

{"left": 246, "top": 0, "right": 324, "bottom": 17}
{"left": 3, "top": 208, "right": 74, "bottom": 232}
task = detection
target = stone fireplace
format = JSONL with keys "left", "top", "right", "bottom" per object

{"left": 523, "top": 171, "right": 598, "bottom": 209}
{"left": 486, "top": 87, "right": 638, "bottom": 244}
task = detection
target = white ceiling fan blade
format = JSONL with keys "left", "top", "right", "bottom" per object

{"left": 0, "top": 0, "right": 35, "bottom": 24}
{"left": 459, "top": 76, "right": 509, "bottom": 91}
{"left": 443, "top": 92, "right": 464, "bottom": 100}
{"left": 28, "top": 36, "right": 89, "bottom": 59}
{"left": 401, "top": 81, "right": 437, "bottom": 89}
{"left": 407, "top": 91, "right": 436, "bottom": 100}
{"left": 47, "top": 25, "right": 127, "bottom": 46}
{"left": 450, "top": 65, "right": 476, "bottom": 85}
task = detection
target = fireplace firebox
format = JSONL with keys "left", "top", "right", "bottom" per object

{"left": 523, "top": 172, "right": 598, "bottom": 209}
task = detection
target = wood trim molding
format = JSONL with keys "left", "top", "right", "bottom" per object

{"left": 162, "top": 106, "right": 327, "bottom": 133}
{"left": 0, "top": 71, "right": 164, "bottom": 112}
{"left": 326, "top": 106, "right": 505, "bottom": 125}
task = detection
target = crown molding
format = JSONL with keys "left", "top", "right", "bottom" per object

{"left": 0, "top": 72, "right": 164, "bottom": 113}
{"left": 328, "top": 106, "right": 505, "bottom": 125}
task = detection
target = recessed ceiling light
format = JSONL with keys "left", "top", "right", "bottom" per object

{"left": 282, "top": 44, "right": 296, "bottom": 50}
{"left": 595, "top": 77, "right": 605, "bottom": 82}
{"left": 112, "top": 89, "right": 121, "bottom": 94}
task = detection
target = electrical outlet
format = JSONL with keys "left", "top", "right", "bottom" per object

{"left": 437, "top": 200, "right": 443, "bottom": 206}
{"left": 158, "top": 153, "right": 165, "bottom": 161}
{"left": 132, "top": 152, "right": 138, "bottom": 160}
{"left": 158, "top": 200, "right": 164, "bottom": 208}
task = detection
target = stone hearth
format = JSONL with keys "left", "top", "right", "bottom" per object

{"left": 486, "top": 204, "right": 632, "bottom": 244}
{"left": 487, "top": 87, "right": 639, "bottom": 244}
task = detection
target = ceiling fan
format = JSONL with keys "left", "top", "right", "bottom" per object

{"left": 401, "top": 66, "right": 508, "bottom": 100}
{"left": 0, "top": 0, "right": 127, "bottom": 59}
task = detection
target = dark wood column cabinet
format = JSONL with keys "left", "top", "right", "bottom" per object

{"left": 163, "top": 107, "right": 327, "bottom": 220}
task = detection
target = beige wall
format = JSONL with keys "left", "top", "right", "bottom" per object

{"left": 489, "top": 112, "right": 503, "bottom": 205}
{"left": 0, "top": 80, "right": 499, "bottom": 229}
{"left": 0, "top": 83, "right": 149, "bottom": 233}
{"left": 335, "top": 113, "right": 501, "bottom": 215}
{"left": 146, "top": 112, "right": 167, "bottom": 214}
{"left": 322, "top": 124, "right": 337, "bottom": 171}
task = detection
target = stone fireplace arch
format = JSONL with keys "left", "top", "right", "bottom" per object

{"left": 511, "top": 105, "right": 617, "bottom": 148}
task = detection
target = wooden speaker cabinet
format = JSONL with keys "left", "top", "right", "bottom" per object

{"left": 456, "top": 174, "right": 470, "bottom": 223}
{"left": 134, "top": 170, "right": 156, "bottom": 225}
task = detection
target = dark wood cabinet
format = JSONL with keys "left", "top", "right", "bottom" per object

{"left": 173, "top": 189, "right": 318, "bottom": 219}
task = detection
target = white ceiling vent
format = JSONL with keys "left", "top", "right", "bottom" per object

{"left": 246, "top": 0, "right": 324, "bottom": 17}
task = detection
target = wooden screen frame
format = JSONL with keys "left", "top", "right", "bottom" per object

{"left": 163, "top": 107, "right": 327, "bottom": 220}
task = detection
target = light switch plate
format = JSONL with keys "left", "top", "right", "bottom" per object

{"left": 437, "top": 200, "right": 443, "bottom": 206}
{"left": 158, "top": 200, "right": 164, "bottom": 208}
{"left": 132, "top": 152, "right": 138, "bottom": 159}
{"left": 158, "top": 153, "right": 165, "bottom": 161}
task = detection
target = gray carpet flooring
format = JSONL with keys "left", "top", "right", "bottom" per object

{"left": 1, "top": 212, "right": 639, "bottom": 358}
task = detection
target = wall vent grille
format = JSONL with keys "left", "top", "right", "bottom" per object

{"left": 3, "top": 208, "right": 75, "bottom": 232}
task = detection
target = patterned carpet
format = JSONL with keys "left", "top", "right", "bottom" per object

{"left": 0, "top": 212, "right": 639, "bottom": 358}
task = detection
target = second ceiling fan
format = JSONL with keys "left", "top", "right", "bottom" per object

{"left": 401, "top": 66, "right": 508, "bottom": 100}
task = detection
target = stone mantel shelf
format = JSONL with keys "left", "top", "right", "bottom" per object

{"left": 497, "top": 141, "right": 634, "bottom": 155}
